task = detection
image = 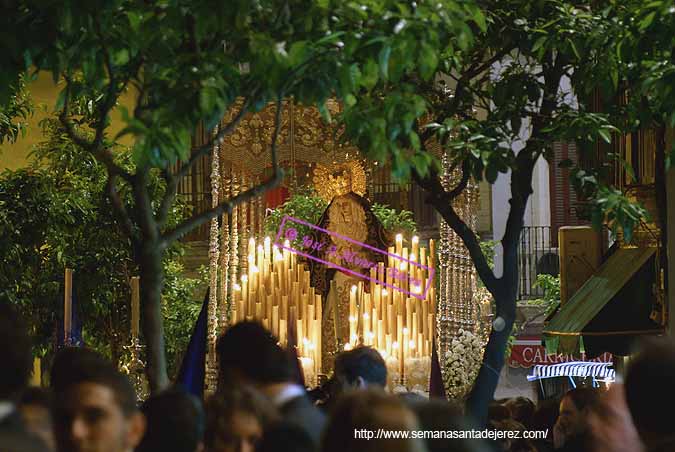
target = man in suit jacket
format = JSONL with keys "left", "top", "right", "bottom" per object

{"left": 216, "top": 321, "right": 325, "bottom": 446}
{"left": 0, "top": 302, "right": 49, "bottom": 452}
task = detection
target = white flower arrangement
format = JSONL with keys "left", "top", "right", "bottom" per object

{"left": 442, "top": 328, "right": 485, "bottom": 399}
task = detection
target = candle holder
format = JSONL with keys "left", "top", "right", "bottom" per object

{"left": 120, "top": 336, "right": 149, "bottom": 403}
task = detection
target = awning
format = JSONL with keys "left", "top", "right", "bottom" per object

{"left": 543, "top": 246, "right": 662, "bottom": 356}
{"left": 527, "top": 361, "right": 615, "bottom": 381}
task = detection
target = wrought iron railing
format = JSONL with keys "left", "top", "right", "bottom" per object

{"left": 517, "top": 226, "right": 559, "bottom": 300}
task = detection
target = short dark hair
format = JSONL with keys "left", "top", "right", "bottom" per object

{"left": 0, "top": 302, "right": 33, "bottom": 399}
{"left": 137, "top": 387, "right": 204, "bottom": 452}
{"left": 205, "top": 386, "right": 278, "bottom": 451}
{"left": 257, "top": 422, "right": 315, "bottom": 452}
{"left": 563, "top": 387, "right": 600, "bottom": 413}
{"left": 334, "top": 346, "right": 386, "bottom": 387}
{"left": 505, "top": 397, "right": 536, "bottom": 427}
{"left": 50, "top": 347, "right": 137, "bottom": 416}
{"left": 20, "top": 387, "right": 52, "bottom": 410}
{"left": 216, "top": 321, "right": 294, "bottom": 385}
{"left": 625, "top": 337, "right": 675, "bottom": 437}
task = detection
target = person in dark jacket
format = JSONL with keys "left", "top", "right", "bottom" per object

{"left": 0, "top": 302, "right": 49, "bottom": 452}
{"left": 216, "top": 321, "right": 325, "bottom": 446}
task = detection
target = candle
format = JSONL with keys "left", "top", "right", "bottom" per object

{"left": 64, "top": 268, "right": 73, "bottom": 343}
{"left": 411, "top": 235, "right": 419, "bottom": 260}
{"left": 248, "top": 237, "right": 256, "bottom": 259}
{"left": 264, "top": 236, "right": 271, "bottom": 262}
{"left": 395, "top": 233, "right": 403, "bottom": 256}
{"left": 131, "top": 276, "right": 140, "bottom": 338}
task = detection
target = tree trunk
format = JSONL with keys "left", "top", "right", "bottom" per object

{"left": 138, "top": 241, "right": 169, "bottom": 393}
{"left": 465, "top": 290, "right": 516, "bottom": 425}
{"left": 466, "top": 237, "right": 520, "bottom": 426}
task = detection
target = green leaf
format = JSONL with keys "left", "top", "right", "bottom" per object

{"left": 639, "top": 11, "right": 657, "bottom": 30}
{"left": 362, "top": 59, "right": 378, "bottom": 90}
{"left": 598, "top": 128, "right": 611, "bottom": 143}
{"left": 532, "top": 36, "right": 547, "bottom": 53}
{"left": 485, "top": 163, "right": 498, "bottom": 184}
{"left": 379, "top": 43, "right": 392, "bottom": 81}
{"left": 112, "top": 49, "right": 130, "bottom": 66}
{"left": 419, "top": 43, "right": 439, "bottom": 81}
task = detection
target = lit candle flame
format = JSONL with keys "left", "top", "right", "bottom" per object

{"left": 233, "top": 283, "right": 241, "bottom": 291}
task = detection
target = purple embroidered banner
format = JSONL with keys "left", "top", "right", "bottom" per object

{"left": 274, "top": 215, "right": 434, "bottom": 300}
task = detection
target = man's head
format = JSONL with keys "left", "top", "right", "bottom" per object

{"left": 625, "top": 337, "right": 675, "bottom": 447}
{"left": 0, "top": 302, "right": 33, "bottom": 400}
{"left": 323, "top": 389, "right": 425, "bottom": 452}
{"left": 334, "top": 346, "right": 387, "bottom": 389}
{"left": 137, "top": 387, "right": 204, "bottom": 452}
{"left": 50, "top": 348, "right": 145, "bottom": 452}
{"left": 555, "top": 387, "right": 600, "bottom": 439}
{"left": 19, "top": 387, "right": 55, "bottom": 451}
{"left": 216, "top": 321, "right": 294, "bottom": 388}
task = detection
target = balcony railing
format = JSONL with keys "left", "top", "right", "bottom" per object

{"left": 518, "top": 226, "right": 559, "bottom": 300}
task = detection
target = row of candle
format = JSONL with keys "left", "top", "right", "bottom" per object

{"left": 346, "top": 234, "right": 436, "bottom": 383}
{"left": 230, "top": 237, "right": 323, "bottom": 385}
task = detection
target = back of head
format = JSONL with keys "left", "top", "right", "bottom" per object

{"left": 323, "top": 389, "right": 425, "bottom": 452}
{"left": 50, "top": 347, "right": 137, "bottom": 416}
{"left": 334, "top": 346, "right": 387, "bottom": 387}
{"left": 216, "top": 321, "right": 293, "bottom": 386}
{"left": 412, "top": 399, "right": 487, "bottom": 452}
{"left": 563, "top": 387, "right": 601, "bottom": 413}
{"left": 530, "top": 398, "right": 559, "bottom": 435}
{"left": 505, "top": 397, "right": 535, "bottom": 428}
{"left": 257, "top": 422, "right": 315, "bottom": 452}
{"left": 0, "top": 302, "right": 33, "bottom": 400}
{"left": 490, "top": 419, "right": 536, "bottom": 452}
{"left": 488, "top": 401, "right": 511, "bottom": 423}
{"left": 19, "top": 387, "right": 52, "bottom": 410}
{"left": 137, "top": 387, "right": 204, "bottom": 452}
{"left": 625, "top": 337, "right": 675, "bottom": 439}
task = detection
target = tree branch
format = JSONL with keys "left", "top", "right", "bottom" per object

{"left": 447, "top": 160, "right": 471, "bottom": 200}
{"left": 499, "top": 50, "right": 567, "bottom": 288}
{"left": 412, "top": 168, "right": 498, "bottom": 293}
{"left": 58, "top": 79, "right": 133, "bottom": 182}
{"left": 106, "top": 174, "right": 135, "bottom": 239}
{"left": 160, "top": 97, "right": 285, "bottom": 247}
{"left": 156, "top": 96, "right": 255, "bottom": 228}
{"left": 156, "top": 167, "right": 177, "bottom": 228}
{"left": 176, "top": 96, "right": 254, "bottom": 180}
{"left": 422, "top": 46, "right": 515, "bottom": 142}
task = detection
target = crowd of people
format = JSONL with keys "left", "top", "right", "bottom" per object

{"left": 1, "top": 302, "right": 673, "bottom": 452}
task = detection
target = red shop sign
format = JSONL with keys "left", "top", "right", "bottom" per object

{"left": 509, "top": 336, "right": 613, "bottom": 368}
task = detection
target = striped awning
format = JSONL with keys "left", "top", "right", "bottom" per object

{"left": 527, "top": 361, "right": 615, "bottom": 381}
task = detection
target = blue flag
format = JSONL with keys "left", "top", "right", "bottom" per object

{"left": 176, "top": 289, "right": 208, "bottom": 397}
